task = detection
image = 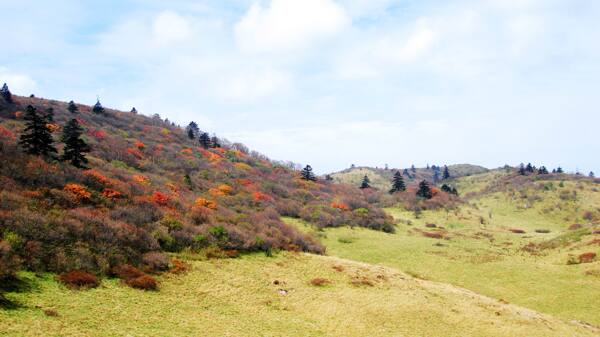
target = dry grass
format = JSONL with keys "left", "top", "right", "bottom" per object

{"left": 2, "top": 253, "right": 597, "bottom": 337}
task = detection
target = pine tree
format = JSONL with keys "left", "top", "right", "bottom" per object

{"left": 443, "top": 165, "right": 450, "bottom": 179}
{"left": 556, "top": 167, "right": 564, "bottom": 174}
{"left": 441, "top": 184, "right": 452, "bottom": 193}
{"left": 301, "top": 165, "right": 316, "bottom": 181}
{"left": 325, "top": 174, "right": 333, "bottom": 181}
{"left": 525, "top": 163, "right": 534, "bottom": 173}
{"left": 210, "top": 135, "right": 220, "bottom": 148}
{"left": 19, "top": 105, "right": 57, "bottom": 157}
{"left": 186, "top": 122, "right": 199, "bottom": 140}
{"left": 416, "top": 180, "right": 433, "bottom": 199}
{"left": 68, "top": 100, "right": 78, "bottom": 113}
{"left": 411, "top": 165, "right": 416, "bottom": 173}
{"left": 1, "top": 83, "right": 12, "bottom": 103}
{"left": 61, "top": 118, "right": 91, "bottom": 168}
{"left": 403, "top": 168, "right": 410, "bottom": 177}
{"left": 518, "top": 163, "right": 526, "bottom": 175}
{"left": 538, "top": 166, "right": 549, "bottom": 174}
{"left": 432, "top": 170, "right": 440, "bottom": 184}
{"left": 360, "top": 175, "right": 371, "bottom": 189}
{"left": 590, "top": 172, "right": 595, "bottom": 178}
{"left": 199, "top": 132, "right": 211, "bottom": 148}
{"left": 389, "top": 171, "right": 406, "bottom": 194}
{"left": 92, "top": 99, "right": 105, "bottom": 114}
{"left": 131, "top": 107, "right": 138, "bottom": 114}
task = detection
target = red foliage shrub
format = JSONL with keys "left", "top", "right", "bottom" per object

{"left": 111, "top": 264, "right": 145, "bottom": 281}
{"left": 58, "top": 271, "right": 100, "bottom": 289}
{"left": 126, "top": 275, "right": 158, "bottom": 290}
{"left": 63, "top": 183, "right": 91, "bottom": 202}
{"left": 151, "top": 191, "right": 170, "bottom": 206}
{"left": 127, "top": 147, "right": 144, "bottom": 160}
{"left": 579, "top": 252, "right": 597, "bottom": 263}
{"left": 90, "top": 129, "right": 106, "bottom": 139}
{"left": 253, "top": 191, "right": 272, "bottom": 202}
{"left": 170, "top": 259, "right": 189, "bottom": 274}
{"left": 102, "top": 188, "right": 123, "bottom": 200}
{"left": 331, "top": 202, "right": 349, "bottom": 211}
{"left": 224, "top": 250, "right": 240, "bottom": 258}
{"left": 422, "top": 231, "right": 445, "bottom": 239}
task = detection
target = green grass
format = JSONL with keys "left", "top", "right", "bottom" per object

{"left": 284, "top": 173, "right": 600, "bottom": 326}
{"left": 2, "top": 253, "right": 597, "bottom": 337}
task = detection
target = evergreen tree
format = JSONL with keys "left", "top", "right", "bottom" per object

{"left": 443, "top": 165, "right": 450, "bottom": 179}
{"left": 556, "top": 167, "right": 564, "bottom": 174}
{"left": 441, "top": 184, "right": 452, "bottom": 193}
{"left": 590, "top": 172, "right": 595, "bottom": 178}
{"left": 325, "top": 174, "right": 333, "bottom": 181}
{"left": 411, "top": 165, "right": 416, "bottom": 173}
{"left": 518, "top": 163, "right": 526, "bottom": 175}
{"left": 525, "top": 163, "right": 534, "bottom": 173}
{"left": 360, "top": 175, "right": 371, "bottom": 189}
{"left": 131, "top": 107, "right": 138, "bottom": 114}
{"left": 199, "top": 132, "right": 211, "bottom": 148}
{"left": 19, "top": 105, "right": 57, "bottom": 157}
{"left": 538, "top": 166, "right": 549, "bottom": 174}
{"left": 426, "top": 164, "right": 430, "bottom": 170}
{"left": 92, "top": 99, "right": 105, "bottom": 114}
{"left": 68, "top": 100, "right": 78, "bottom": 113}
{"left": 186, "top": 121, "right": 199, "bottom": 140}
{"left": 552, "top": 169, "right": 556, "bottom": 173}
{"left": 1, "top": 83, "right": 12, "bottom": 103}
{"left": 301, "top": 165, "right": 316, "bottom": 181}
{"left": 389, "top": 171, "right": 406, "bottom": 194}
{"left": 416, "top": 180, "right": 433, "bottom": 199}
{"left": 403, "top": 168, "right": 410, "bottom": 177}
{"left": 433, "top": 170, "right": 440, "bottom": 184}
{"left": 61, "top": 118, "right": 90, "bottom": 168}
{"left": 210, "top": 135, "right": 220, "bottom": 148}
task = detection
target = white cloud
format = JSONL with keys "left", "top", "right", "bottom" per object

{"left": 234, "top": 0, "right": 350, "bottom": 53}
{"left": 152, "top": 11, "right": 192, "bottom": 46}
{"left": 217, "top": 69, "right": 291, "bottom": 100}
{"left": 0, "top": 68, "right": 37, "bottom": 94}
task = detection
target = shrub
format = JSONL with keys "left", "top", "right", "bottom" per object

{"left": 535, "top": 229, "right": 551, "bottom": 234}
{"left": 58, "top": 271, "right": 100, "bottom": 289}
{"left": 509, "top": 228, "right": 526, "bottom": 234}
{"left": 579, "top": 252, "right": 597, "bottom": 264}
{"left": 111, "top": 264, "right": 145, "bottom": 281}
{"left": 310, "top": 278, "right": 330, "bottom": 286}
{"left": 170, "top": 259, "right": 189, "bottom": 274}
{"left": 126, "top": 275, "right": 158, "bottom": 290}
{"left": 224, "top": 250, "right": 240, "bottom": 258}
{"left": 142, "top": 252, "right": 170, "bottom": 272}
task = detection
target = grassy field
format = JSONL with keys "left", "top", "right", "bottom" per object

{"left": 285, "top": 172, "right": 600, "bottom": 326}
{"left": 1, "top": 252, "right": 597, "bottom": 337}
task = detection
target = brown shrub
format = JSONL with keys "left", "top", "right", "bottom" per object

{"left": 509, "top": 228, "right": 526, "bottom": 234}
{"left": 579, "top": 252, "right": 597, "bottom": 264}
{"left": 142, "top": 252, "right": 170, "bottom": 272}
{"left": 58, "top": 271, "right": 100, "bottom": 289}
{"left": 170, "top": 259, "right": 189, "bottom": 274}
{"left": 422, "top": 231, "right": 444, "bottom": 239}
{"left": 569, "top": 223, "right": 583, "bottom": 230}
{"left": 310, "top": 278, "right": 330, "bottom": 286}
{"left": 535, "top": 229, "right": 551, "bottom": 234}
{"left": 111, "top": 264, "right": 145, "bottom": 281}
{"left": 425, "top": 223, "right": 437, "bottom": 228}
{"left": 224, "top": 250, "right": 240, "bottom": 258}
{"left": 44, "top": 309, "right": 59, "bottom": 317}
{"left": 332, "top": 265, "right": 344, "bottom": 272}
{"left": 126, "top": 275, "right": 158, "bottom": 290}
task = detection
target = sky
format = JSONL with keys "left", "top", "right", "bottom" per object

{"left": 1, "top": 0, "right": 599, "bottom": 174}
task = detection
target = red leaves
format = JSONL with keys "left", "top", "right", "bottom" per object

{"left": 64, "top": 183, "right": 91, "bottom": 202}
{"left": 195, "top": 197, "right": 217, "bottom": 210}
{"left": 90, "top": 129, "right": 106, "bottom": 140}
{"left": 151, "top": 191, "right": 170, "bottom": 206}
{"left": 253, "top": 191, "right": 272, "bottom": 202}
{"left": 331, "top": 202, "right": 349, "bottom": 211}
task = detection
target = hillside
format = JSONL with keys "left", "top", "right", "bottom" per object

{"left": 288, "top": 169, "right": 600, "bottom": 326}
{"left": 331, "top": 164, "right": 489, "bottom": 191}
{"left": 0, "top": 94, "right": 393, "bottom": 289}
{"left": 2, "top": 253, "right": 598, "bottom": 337}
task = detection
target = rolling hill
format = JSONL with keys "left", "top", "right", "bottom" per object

{"left": 330, "top": 164, "right": 489, "bottom": 190}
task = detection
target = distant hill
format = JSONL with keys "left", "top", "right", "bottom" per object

{"left": 330, "top": 164, "right": 489, "bottom": 191}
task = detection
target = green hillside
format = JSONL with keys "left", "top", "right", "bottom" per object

{"left": 331, "top": 164, "right": 489, "bottom": 190}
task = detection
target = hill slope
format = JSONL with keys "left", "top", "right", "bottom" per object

{"left": 0, "top": 94, "right": 392, "bottom": 282}
{"left": 2, "top": 253, "right": 597, "bottom": 337}
{"left": 331, "top": 164, "right": 489, "bottom": 190}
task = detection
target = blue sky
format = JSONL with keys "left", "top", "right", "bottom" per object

{"left": 1, "top": 0, "right": 599, "bottom": 174}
